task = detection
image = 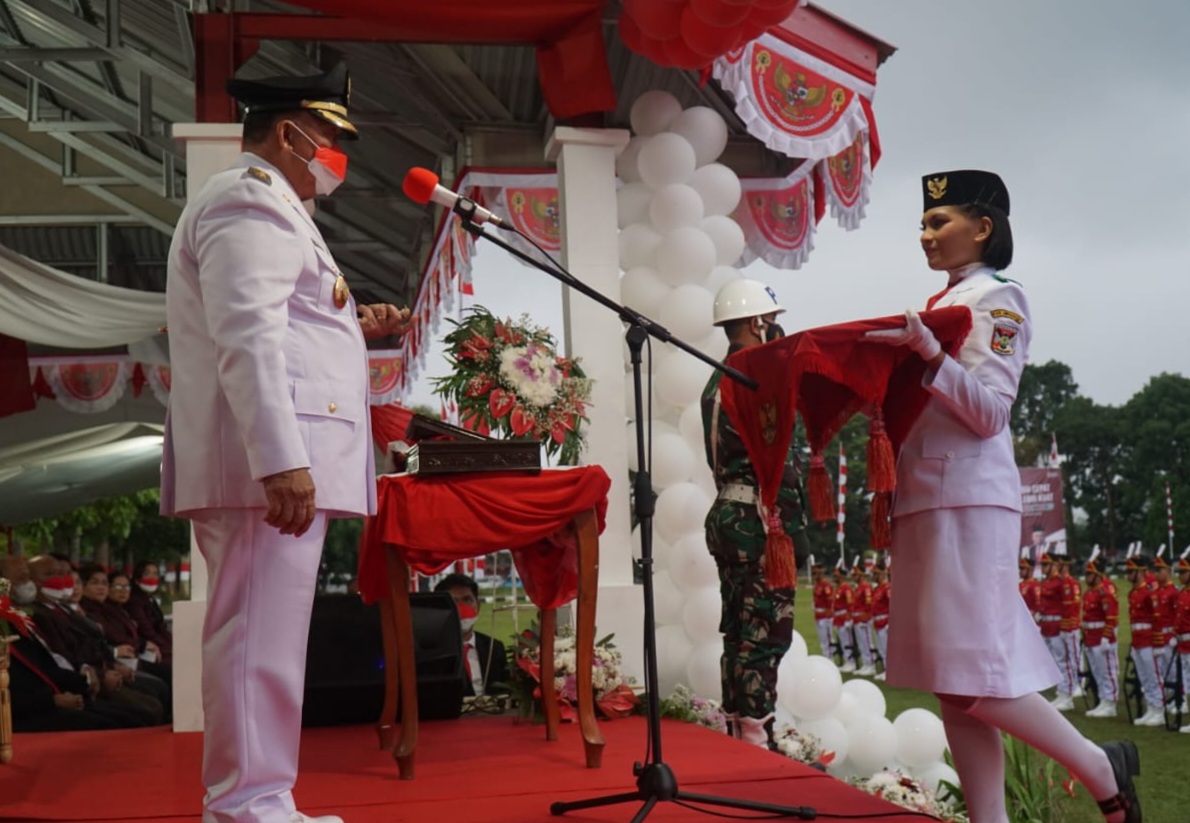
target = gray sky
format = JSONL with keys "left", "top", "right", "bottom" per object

{"left": 406, "top": 0, "right": 1190, "bottom": 410}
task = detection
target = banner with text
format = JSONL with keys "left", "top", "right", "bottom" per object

{"left": 1019, "top": 467, "right": 1067, "bottom": 567}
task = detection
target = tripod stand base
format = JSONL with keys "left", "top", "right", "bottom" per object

{"left": 550, "top": 761, "right": 817, "bottom": 821}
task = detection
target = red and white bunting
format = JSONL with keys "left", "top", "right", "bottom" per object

{"left": 734, "top": 162, "right": 820, "bottom": 270}
{"left": 837, "top": 443, "right": 847, "bottom": 550}
{"left": 817, "top": 130, "right": 871, "bottom": 231}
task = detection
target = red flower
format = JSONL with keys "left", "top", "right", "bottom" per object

{"left": 489, "top": 388, "right": 515, "bottom": 418}
{"left": 550, "top": 421, "right": 567, "bottom": 444}
{"left": 818, "top": 751, "right": 836, "bottom": 766}
{"left": 464, "top": 374, "right": 494, "bottom": 397}
{"left": 595, "top": 684, "right": 639, "bottom": 719}
{"left": 510, "top": 405, "right": 534, "bottom": 436}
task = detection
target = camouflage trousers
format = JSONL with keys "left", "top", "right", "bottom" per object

{"left": 705, "top": 501, "right": 795, "bottom": 720}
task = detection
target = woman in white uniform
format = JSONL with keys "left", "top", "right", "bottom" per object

{"left": 865, "top": 170, "right": 1141, "bottom": 823}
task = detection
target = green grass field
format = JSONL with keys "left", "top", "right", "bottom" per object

{"left": 477, "top": 578, "right": 1188, "bottom": 823}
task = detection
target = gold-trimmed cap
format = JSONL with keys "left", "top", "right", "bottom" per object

{"left": 922, "top": 169, "right": 1009, "bottom": 215}
{"left": 227, "top": 62, "right": 358, "bottom": 139}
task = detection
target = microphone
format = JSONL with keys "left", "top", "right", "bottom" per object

{"left": 401, "top": 167, "right": 508, "bottom": 229}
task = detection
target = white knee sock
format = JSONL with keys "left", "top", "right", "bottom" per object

{"left": 939, "top": 701, "right": 1008, "bottom": 823}
{"left": 963, "top": 693, "right": 1122, "bottom": 821}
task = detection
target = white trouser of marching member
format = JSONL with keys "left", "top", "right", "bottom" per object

{"left": 815, "top": 617, "right": 833, "bottom": 658}
{"left": 855, "top": 620, "right": 874, "bottom": 668}
{"left": 193, "top": 508, "right": 330, "bottom": 823}
{"left": 1131, "top": 645, "right": 1165, "bottom": 710}
{"left": 840, "top": 621, "right": 856, "bottom": 664}
{"left": 1060, "top": 630, "right": 1082, "bottom": 694}
{"left": 1181, "top": 653, "right": 1190, "bottom": 707}
{"left": 1154, "top": 640, "right": 1175, "bottom": 691}
{"left": 875, "top": 625, "right": 888, "bottom": 664}
{"left": 1085, "top": 639, "right": 1120, "bottom": 703}
{"left": 1043, "top": 634, "right": 1073, "bottom": 694}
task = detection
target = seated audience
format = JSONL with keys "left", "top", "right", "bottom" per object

{"left": 78, "top": 564, "right": 171, "bottom": 683}
{"left": 434, "top": 573, "right": 509, "bottom": 698}
{"left": 125, "top": 560, "right": 173, "bottom": 664}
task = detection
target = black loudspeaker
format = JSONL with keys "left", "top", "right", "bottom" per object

{"left": 302, "top": 592, "right": 466, "bottom": 727}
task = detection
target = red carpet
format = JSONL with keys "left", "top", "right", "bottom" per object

{"left": 0, "top": 716, "right": 931, "bottom": 822}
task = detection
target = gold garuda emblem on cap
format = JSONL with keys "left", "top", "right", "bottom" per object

{"left": 926, "top": 176, "right": 948, "bottom": 200}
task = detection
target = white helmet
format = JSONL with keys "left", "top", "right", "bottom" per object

{"left": 712, "top": 278, "right": 785, "bottom": 326}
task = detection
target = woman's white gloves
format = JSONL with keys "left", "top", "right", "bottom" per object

{"left": 864, "top": 309, "right": 942, "bottom": 361}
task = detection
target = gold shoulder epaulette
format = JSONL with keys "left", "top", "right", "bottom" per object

{"left": 241, "top": 166, "right": 271, "bottom": 185}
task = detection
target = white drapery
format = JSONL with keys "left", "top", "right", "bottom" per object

{"left": 0, "top": 243, "right": 166, "bottom": 348}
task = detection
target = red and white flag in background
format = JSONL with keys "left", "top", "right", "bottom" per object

{"left": 1049, "top": 432, "right": 1060, "bottom": 468}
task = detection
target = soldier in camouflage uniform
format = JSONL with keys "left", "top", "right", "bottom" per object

{"left": 702, "top": 279, "right": 809, "bottom": 748}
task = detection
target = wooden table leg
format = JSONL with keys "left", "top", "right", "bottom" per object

{"left": 383, "top": 548, "right": 418, "bottom": 779}
{"left": 0, "top": 644, "right": 12, "bottom": 765}
{"left": 574, "top": 508, "right": 605, "bottom": 768}
{"left": 539, "top": 607, "right": 560, "bottom": 741}
{"left": 375, "top": 590, "right": 398, "bottom": 752}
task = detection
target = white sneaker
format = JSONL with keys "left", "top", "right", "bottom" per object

{"left": 1070, "top": 685, "right": 1084, "bottom": 699}
{"left": 874, "top": 671, "right": 886, "bottom": 682}
{"left": 856, "top": 665, "right": 877, "bottom": 677}
{"left": 1051, "top": 694, "right": 1075, "bottom": 712}
{"left": 1180, "top": 724, "right": 1190, "bottom": 733}
{"left": 1086, "top": 702, "right": 1117, "bottom": 718}
{"left": 291, "top": 814, "right": 344, "bottom": 823}
{"left": 1134, "top": 708, "right": 1165, "bottom": 727}
{"left": 839, "top": 661, "right": 856, "bottom": 673}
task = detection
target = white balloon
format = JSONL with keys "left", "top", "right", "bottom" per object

{"left": 668, "top": 106, "right": 729, "bottom": 167}
{"left": 847, "top": 716, "right": 899, "bottom": 773}
{"left": 656, "top": 624, "right": 695, "bottom": 697}
{"left": 658, "top": 284, "right": 715, "bottom": 341}
{"left": 650, "top": 532, "right": 674, "bottom": 574}
{"left": 618, "top": 223, "right": 662, "bottom": 270}
{"left": 649, "top": 184, "right": 705, "bottom": 233}
{"left": 830, "top": 691, "right": 859, "bottom": 728}
{"left": 785, "top": 654, "right": 843, "bottom": 721}
{"left": 677, "top": 402, "right": 704, "bottom": 454}
{"left": 616, "top": 135, "right": 648, "bottom": 183}
{"left": 917, "top": 761, "right": 961, "bottom": 799}
{"left": 706, "top": 264, "right": 742, "bottom": 296}
{"left": 656, "top": 227, "right": 717, "bottom": 286}
{"left": 652, "top": 431, "right": 697, "bottom": 489}
{"left": 682, "top": 585, "right": 722, "bottom": 644}
{"left": 617, "top": 181, "right": 653, "bottom": 228}
{"left": 655, "top": 482, "right": 711, "bottom": 545}
{"left": 652, "top": 570, "right": 685, "bottom": 626}
{"left": 786, "top": 630, "right": 809, "bottom": 660}
{"left": 630, "top": 91, "right": 684, "bottom": 137}
{"left": 892, "top": 708, "right": 948, "bottom": 769}
{"left": 689, "top": 163, "right": 742, "bottom": 217}
{"left": 699, "top": 215, "right": 746, "bottom": 266}
{"left": 638, "top": 132, "right": 697, "bottom": 190}
{"left": 655, "top": 349, "right": 714, "bottom": 409}
{"left": 841, "top": 677, "right": 887, "bottom": 722}
{"left": 668, "top": 532, "right": 719, "bottom": 591}
{"left": 685, "top": 639, "right": 723, "bottom": 700}
{"left": 621, "top": 265, "right": 671, "bottom": 319}
{"left": 798, "top": 716, "right": 850, "bottom": 764}
{"left": 692, "top": 327, "right": 729, "bottom": 362}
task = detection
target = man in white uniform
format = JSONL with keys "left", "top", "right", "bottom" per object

{"left": 160, "top": 63, "right": 411, "bottom": 823}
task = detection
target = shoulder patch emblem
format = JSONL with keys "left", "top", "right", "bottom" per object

{"left": 991, "top": 273, "right": 1022, "bottom": 286}
{"left": 990, "top": 323, "right": 1018, "bottom": 356}
{"left": 242, "top": 167, "right": 271, "bottom": 185}
{"left": 990, "top": 308, "right": 1024, "bottom": 324}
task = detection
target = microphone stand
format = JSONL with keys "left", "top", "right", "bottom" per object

{"left": 453, "top": 199, "right": 817, "bottom": 822}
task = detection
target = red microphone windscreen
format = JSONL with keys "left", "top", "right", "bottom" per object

{"left": 402, "top": 167, "right": 440, "bottom": 204}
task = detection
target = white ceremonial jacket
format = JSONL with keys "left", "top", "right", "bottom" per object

{"left": 160, "top": 153, "right": 376, "bottom": 519}
{"left": 893, "top": 267, "right": 1030, "bottom": 517}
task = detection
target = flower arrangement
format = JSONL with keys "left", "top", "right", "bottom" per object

{"left": 847, "top": 770, "right": 969, "bottom": 823}
{"left": 432, "top": 306, "right": 592, "bottom": 465}
{"left": 658, "top": 684, "right": 728, "bottom": 734}
{"left": 508, "top": 622, "right": 639, "bottom": 721}
{"left": 773, "top": 725, "right": 834, "bottom": 768}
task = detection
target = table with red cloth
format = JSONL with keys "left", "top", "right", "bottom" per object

{"left": 358, "top": 465, "right": 611, "bottom": 779}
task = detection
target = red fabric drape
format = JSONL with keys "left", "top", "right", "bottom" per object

{"left": 0, "top": 333, "right": 34, "bottom": 418}
{"left": 719, "top": 307, "right": 973, "bottom": 513}
{"left": 369, "top": 403, "right": 416, "bottom": 451}
{"left": 358, "top": 466, "right": 611, "bottom": 610}
{"left": 281, "top": 1, "right": 615, "bottom": 119}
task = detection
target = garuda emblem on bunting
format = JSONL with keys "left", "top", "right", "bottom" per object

{"left": 369, "top": 356, "right": 403, "bottom": 399}
{"left": 744, "top": 178, "right": 812, "bottom": 252}
{"left": 58, "top": 362, "right": 121, "bottom": 402}
{"left": 754, "top": 49, "right": 853, "bottom": 137}
{"left": 826, "top": 132, "right": 864, "bottom": 209}
{"left": 508, "top": 189, "right": 561, "bottom": 251}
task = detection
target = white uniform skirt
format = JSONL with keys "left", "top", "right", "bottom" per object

{"left": 885, "top": 506, "right": 1059, "bottom": 698}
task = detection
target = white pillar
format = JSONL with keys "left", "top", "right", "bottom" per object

{"left": 545, "top": 126, "right": 645, "bottom": 681}
{"left": 169, "top": 122, "right": 243, "bottom": 732}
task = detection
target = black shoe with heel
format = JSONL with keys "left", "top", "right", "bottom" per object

{"left": 1098, "top": 740, "right": 1141, "bottom": 822}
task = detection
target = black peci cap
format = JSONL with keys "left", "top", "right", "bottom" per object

{"left": 226, "top": 62, "right": 357, "bottom": 139}
{"left": 921, "top": 169, "right": 1009, "bottom": 215}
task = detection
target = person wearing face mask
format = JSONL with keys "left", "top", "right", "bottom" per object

{"left": 160, "top": 62, "right": 414, "bottom": 823}
{"left": 433, "top": 573, "right": 508, "bottom": 699}
{"left": 700, "top": 279, "right": 808, "bottom": 750}
{"left": 123, "top": 560, "right": 172, "bottom": 664}
{"left": 863, "top": 170, "right": 1142, "bottom": 823}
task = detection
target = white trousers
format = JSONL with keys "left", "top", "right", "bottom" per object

{"left": 833, "top": 621, "right": 855, "bottom": 664}
{"left": 1130, "top": 645, "right": 1164, "bottom": 710}
{"left": 875, "top": 625, "right": 888, "bottom": 666}
{"left": 815, "top": 618, "right": 833, "bottom": 658}
{"left": 1060, "top": 630, "right": 1081, "bottom": 694}
{"left": 1084, "top": 639, "right": 1119, "bottom": 703}
{"left": 193, "top": 508, "right": 329, "bottom": 823}
{"left": 1043, "top": 634, "right": 1077, "bottom": 695}
{"left": 855, "top": 620, "right": 874, "bottom": 667}
{"left": 1155, "top": 641, "right": 1175, "bottom": 691}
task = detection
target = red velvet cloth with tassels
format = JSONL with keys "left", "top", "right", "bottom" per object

{"left": 719, "top": 307, "right": 973, "bottom": 550}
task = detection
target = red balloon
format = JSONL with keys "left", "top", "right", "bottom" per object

{"left": 753, "top": 0, "right": 796, "bottom": 8}
{"left": 746, "top": 0, "right": 799, "bottom": 29}
{"left": 689, "top": 0, "right": 752, "bottom": 27}
{"left": 662, "top": 35, "right": 713, "bottom": 70}
{"left": 618, "top": 11, "right": 648, "bottom": 56}
{"left": 624, "top": 0, "right": 686, "bottom": 41}
{"left": 680, "top": 7, "right": 744, "bottom": 59}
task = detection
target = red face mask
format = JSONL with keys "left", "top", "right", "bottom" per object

{"left": 287, "top": 122, "right": 347, "bottom": 195}
{"left": 140, "top": 576, "right": 160, "bottom": 587}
